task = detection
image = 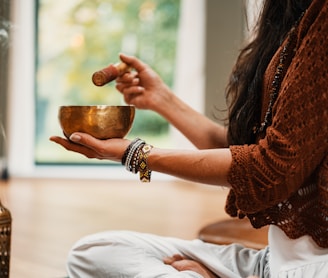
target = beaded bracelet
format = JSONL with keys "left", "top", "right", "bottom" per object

{"left": 131, "top": 144, "right": 144, "bottom": 174}
{"left": 125, "top": 139, "right": 145, "bottom": 172}
{"left": 121, "top": 138, "right": 141, "bottom": 165}
{"left": 121, "top": 138, "right": 153, "bottom": 182}
{"left": 138, "top": 144, "right": 153, "bottom": 182}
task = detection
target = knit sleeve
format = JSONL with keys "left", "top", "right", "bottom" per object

{"left": 227, "top": 3, "right": 328, "bottom": 214}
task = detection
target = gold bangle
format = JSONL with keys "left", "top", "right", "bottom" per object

{"left": 138, "top": 144, "right": 153, "bottom": 182}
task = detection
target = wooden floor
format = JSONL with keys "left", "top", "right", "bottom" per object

{"left": 0, "top": 177, "right": 229, "bottom": 278}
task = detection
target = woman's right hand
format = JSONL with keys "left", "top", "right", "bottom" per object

{"left": 115, "top": 53, "right": 174, "bottom": 114}
{"left": 116, "top": 53, "right": 228, "bottom": 149}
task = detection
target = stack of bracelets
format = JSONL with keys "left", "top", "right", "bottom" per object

{"left": 121, "top": 138, "right": 153, "bottom": 182}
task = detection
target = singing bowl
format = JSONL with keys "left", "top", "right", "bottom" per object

{"left": 58, "top": 105, "right": 135, "bottom": 139}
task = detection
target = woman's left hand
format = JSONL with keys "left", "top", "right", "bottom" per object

{"left": 49, "top": 133, "right": 131, "bottom": 163}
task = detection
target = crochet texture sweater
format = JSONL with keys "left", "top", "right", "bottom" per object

{"left": 226, "top": 0, "right": 328, "bottom": 248}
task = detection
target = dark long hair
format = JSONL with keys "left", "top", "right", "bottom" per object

{"left": 226, "top": 0, "right": 312, "bottom": 145}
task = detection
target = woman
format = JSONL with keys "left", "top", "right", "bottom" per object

{"left": 50, "top": 0, "right": 328, "bottom": 277}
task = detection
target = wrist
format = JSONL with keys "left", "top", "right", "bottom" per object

{"left": 150, "top": 86, "right": 175, "bottom": 116}
{"left": 121, "top": 138, "right": 153, "bottom": 182}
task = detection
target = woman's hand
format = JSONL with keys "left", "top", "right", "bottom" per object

{"left": 116, "top": 53, "right": 228, "bottom": 150}
{"left": 164, "top": 254, "right": 219, "bottom": 278}
{"left": 164, "top": 255, "right": 259, "bottom": 278}
{"left": 116, "top": 53, "right": 173, "bottom": 114}
{"left": 49, "top": 133, "right": 131, "bottom": 163}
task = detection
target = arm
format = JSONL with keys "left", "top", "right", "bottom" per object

{"left": 116, "top": 54, "right": 228, "bottom": 149}
{"left": 148, "top": 147, "right": 231, "bottom": 186}
{"left": 49, "top": 134, "right": 232, "bottom": 187}
{"left": 50, "top": 54, "right": 231, "bottom": 186}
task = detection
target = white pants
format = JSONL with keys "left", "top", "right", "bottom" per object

{"left": 66, "top": 230, "right": 270, "bottom": 278}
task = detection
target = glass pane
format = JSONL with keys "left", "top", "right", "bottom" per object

{"left": 35, "top": 0, "right": 180, "bottom": 164}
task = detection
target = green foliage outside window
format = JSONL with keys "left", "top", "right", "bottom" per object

{"left": 36, "top": 0, "right": 180, "bottom": 163}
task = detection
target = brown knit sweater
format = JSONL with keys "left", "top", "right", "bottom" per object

{"left": 226, "top": 0, "right": 328, "bottom": 248}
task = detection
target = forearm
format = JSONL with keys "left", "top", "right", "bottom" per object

{"left": 50, "top": 132, "right": 232, "bottom": 186}
{"left": 148, "top": 147, "right": 232, "bottom": 187}
{"left": 155, "top": 92, "right": 229, "bottom": 149}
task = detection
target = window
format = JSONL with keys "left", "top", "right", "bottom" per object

{"left": 36, "top": 0, "right": 181, "bottom": 164}
{"left": 8, "top": 0, "right": 207, "bottom": 179}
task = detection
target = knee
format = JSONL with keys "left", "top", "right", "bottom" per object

{"left": 66, "top": 231, "right": 142, "bottom": 277}
{"left": 66, "top": 235, "right": 103, "bottom": 277}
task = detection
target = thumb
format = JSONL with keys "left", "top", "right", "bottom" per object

{"left": 119, "top": 53, "right": 146, "bottom": 72}
{"left": 69, "top": 132, "right": 101, "bottom": 150}
{"left": 69, "top": 133, "right": 82, "bottom": 142}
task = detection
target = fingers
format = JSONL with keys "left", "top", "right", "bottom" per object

{"left": 163, "top": 254, "right": 185, "bottom": 265}
{"left": 170, "top": 260, "right": 194, "bottom": 272}
{"left": 115, "top": 72, "right": 145, "bottom": 106}
{"left": 119, "top": 53, "right": 146, "bottom": 72}
{"left": 49, "top": 135, "right": 98, "bottom": 159}
{"left": 164, "top": 255, "right": 256, "bottom": 278}
{"left": 164, "top": 254, "right": 194, "bottom": 272}
{"left": 115, "top": 71, "right": 144, "bottom": 99}
{"left": 116, "top": 71, "right": 139, "bottom": 83}
{"left": 164, "top": 255, "right": 219, "bottom": 278}
{"left": 116, "top": 83, "right": 144, "bottom": 96}
{"left": 50, "top": 133, "right": 104, "bottom": 158}
{"left": 68, "top": 132, "right": 118, "bottom": 158}
{"left": 50, "top": 134, "right": 131, "bottom": 162}
{"left": 69, "top": 132, "right": 98, "bottom": 148}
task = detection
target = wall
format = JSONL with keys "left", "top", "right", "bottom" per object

{"left": 204, "top": 0, "right": 244, "bottom": 122}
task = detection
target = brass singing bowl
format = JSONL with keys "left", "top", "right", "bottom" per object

{"left": 58, "top": 105, "right": 135, "bottom": 139}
